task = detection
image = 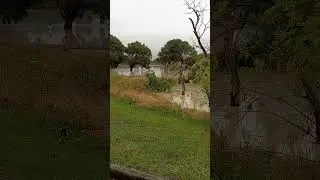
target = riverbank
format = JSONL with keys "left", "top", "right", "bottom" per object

{"left": 110, "top": 74, "right": 210, "bottom": 120}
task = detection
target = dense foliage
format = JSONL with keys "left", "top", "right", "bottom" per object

{"left": 146, "top": 71, "right": 173, "bottom": 92}
{"left": 158, "top": 39, "right": 197, "bottom": 68}
{"left": 241, "top": 0, "right": 320, "bottom": 143}
{"left": 190, "top": 55, "right": 210, "bottom": 80}
{"left": 126, "top": 41, "right": 152, "bottom": 71}
{"left": 0, "top": 0, "right": 109, "bottom": 49}
{"left": 188, "top": 53, "right": 210, "bottom": 101}
{"left": 241, "top": 0, "right": 320, "bottom": 72}
{"left": 110, "top": 35, "right": 126, "bottom": 68}
{"left": 0, "top": 0, "right": 38, "bottom": 23}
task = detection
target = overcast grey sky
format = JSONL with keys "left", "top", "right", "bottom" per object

{"left": 110, "top": 0, "right": 209, "bottom": 59}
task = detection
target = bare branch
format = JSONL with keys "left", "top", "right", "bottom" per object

{"left": 242, "top": 87, "right": 317, "bottom": 126}
{"left": 185, "top": 0, "right": 209, "bottom": 57}
{"left": 244, "top": 110, "right": 315, "bottom": 138}
{"left": 199, "top": 21, "right": 210, "bottom": 38}
{"left": 221, "top": 94, "right": 315, "bottom": 138}
{"left": 191, "top": 38, "right": 199, "bottom": 48}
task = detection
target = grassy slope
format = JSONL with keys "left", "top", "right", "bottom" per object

{"left": 0, "top": 111, "right": 108, "bottom": 179}
{"left": 110, "top": 97, "right": 210, "bottom": 179}
{"left": 0, "top": 43, "right": 108, "bottom": 179}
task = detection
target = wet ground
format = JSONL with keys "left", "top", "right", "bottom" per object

{"left": 167, "top": 84, "right": 209, "bottom": 112}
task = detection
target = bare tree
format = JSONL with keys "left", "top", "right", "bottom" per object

{"left": 211, "top": 1, "right": 238, "bottom": 106}
{"left": 211, "top": 0, "right": 253, "bottom": 106}
{"left": 185, "top": 0, "right": 209, "bottom": 57}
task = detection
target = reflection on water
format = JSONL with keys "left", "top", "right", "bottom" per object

{"left": 112, "top": 66, "right": 163, "bottom": 77}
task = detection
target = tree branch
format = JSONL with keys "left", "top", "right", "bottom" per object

{"left": 242, "top": 86, "right": 317, "bottom": 126}
{"left": 185, "top": 0, "right": 209, "bottom": 57}
{"left": 243, "top": 110, "right": 315, "bottom": 138}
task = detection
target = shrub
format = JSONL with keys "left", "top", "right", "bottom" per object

{"left": 146, "top": 71, "right": 173, "bottom": 92}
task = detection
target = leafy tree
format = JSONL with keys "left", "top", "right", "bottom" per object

{"left": 240, "top": 0, "right": 319, "bottom": 72}
{"left": 241, "top": 0, "right": 320, "bottom": 143}
{"left": 211, "top": 0, "right": 275, "bottom": 106}
{"left": 110, "top": 35, "right": 126, "bottom": 68}
{"left": 158, "top": 39, "right": 197, "bottom": 95}
{"left": 57, "top": 0, "right": 109, "bottom": 49}
{"left": 188, "top": 53, "right": 207, "bottom": 80}
{"left": 189, "top": 54, "right": 211, "bottom": 103}
{"left": 0, "top": 0, "right": 44, "bottom": 23}
{"left": 126, "top": 41, "right": 152, "bottom": 72}
{"left": 158, "top": 39, "right": 197, "bottom": 69}
{"left": 241, "top": 0, "right": 318, "bottom": 72}
{"left": 0, "top": 0, "right": 109, "bottom": 49}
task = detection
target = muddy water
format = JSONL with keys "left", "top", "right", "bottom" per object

{"left": 168, "top": 85, "right": 209, "bottom": 112}
{"left": 112, "top": 66, "right": 163, "bottom": 77}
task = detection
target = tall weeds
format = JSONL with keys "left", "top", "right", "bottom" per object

{"left": 110, "top": 73, "right": 209, "bottom": 120}
{"left": 212, "top": 132, "right": 320, "bottom": 179}
{"left": 0, "top": 44, "right": 107, "bottom": 140}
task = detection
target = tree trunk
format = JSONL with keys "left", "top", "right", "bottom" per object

{"left": 230, "top": 57, "right": 240, "bottom": 106}
{"left": 63, "top": 17, "right": 80, "bottom": 50}
{"left": 216, "top": 52, "right": 227, "bottom": 72}
{"left": 64, "top": 18, "right": 73, "bottom": 50}
{"left": 205, "top": 88, "right": 210, "bottom": 107}
{"left": 2, "top": 16, "right": 8, "bottom": 24}
{"left": 189, "top": 18, "right": 208, "bottom": 57}
{"left": 129, "top": 65, "right": 134, "bottom": 76}
{"left": 99, "top": 20, "right": 106, "bottom": 48}
{"left": 164, "top": 62, "right": 171, "bottom": 78}
{"left": 180, "top": 62, "right": 185, "bottom": 96}
{"left": 225, "top": 30, "right": 240, "bottom": 107}
{"left": 315, "top": 111, "right": 320, "bottom": 144}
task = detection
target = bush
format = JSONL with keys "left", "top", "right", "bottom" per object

{"left": 146, "top": 71, "right": 173, "bottom": 92}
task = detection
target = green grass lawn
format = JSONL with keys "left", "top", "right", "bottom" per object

{"left": 110, "top": 97, "right": 210, "bottom": 179}
{"left": 0, "top": 111, "right": 108, "bottom": 180}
